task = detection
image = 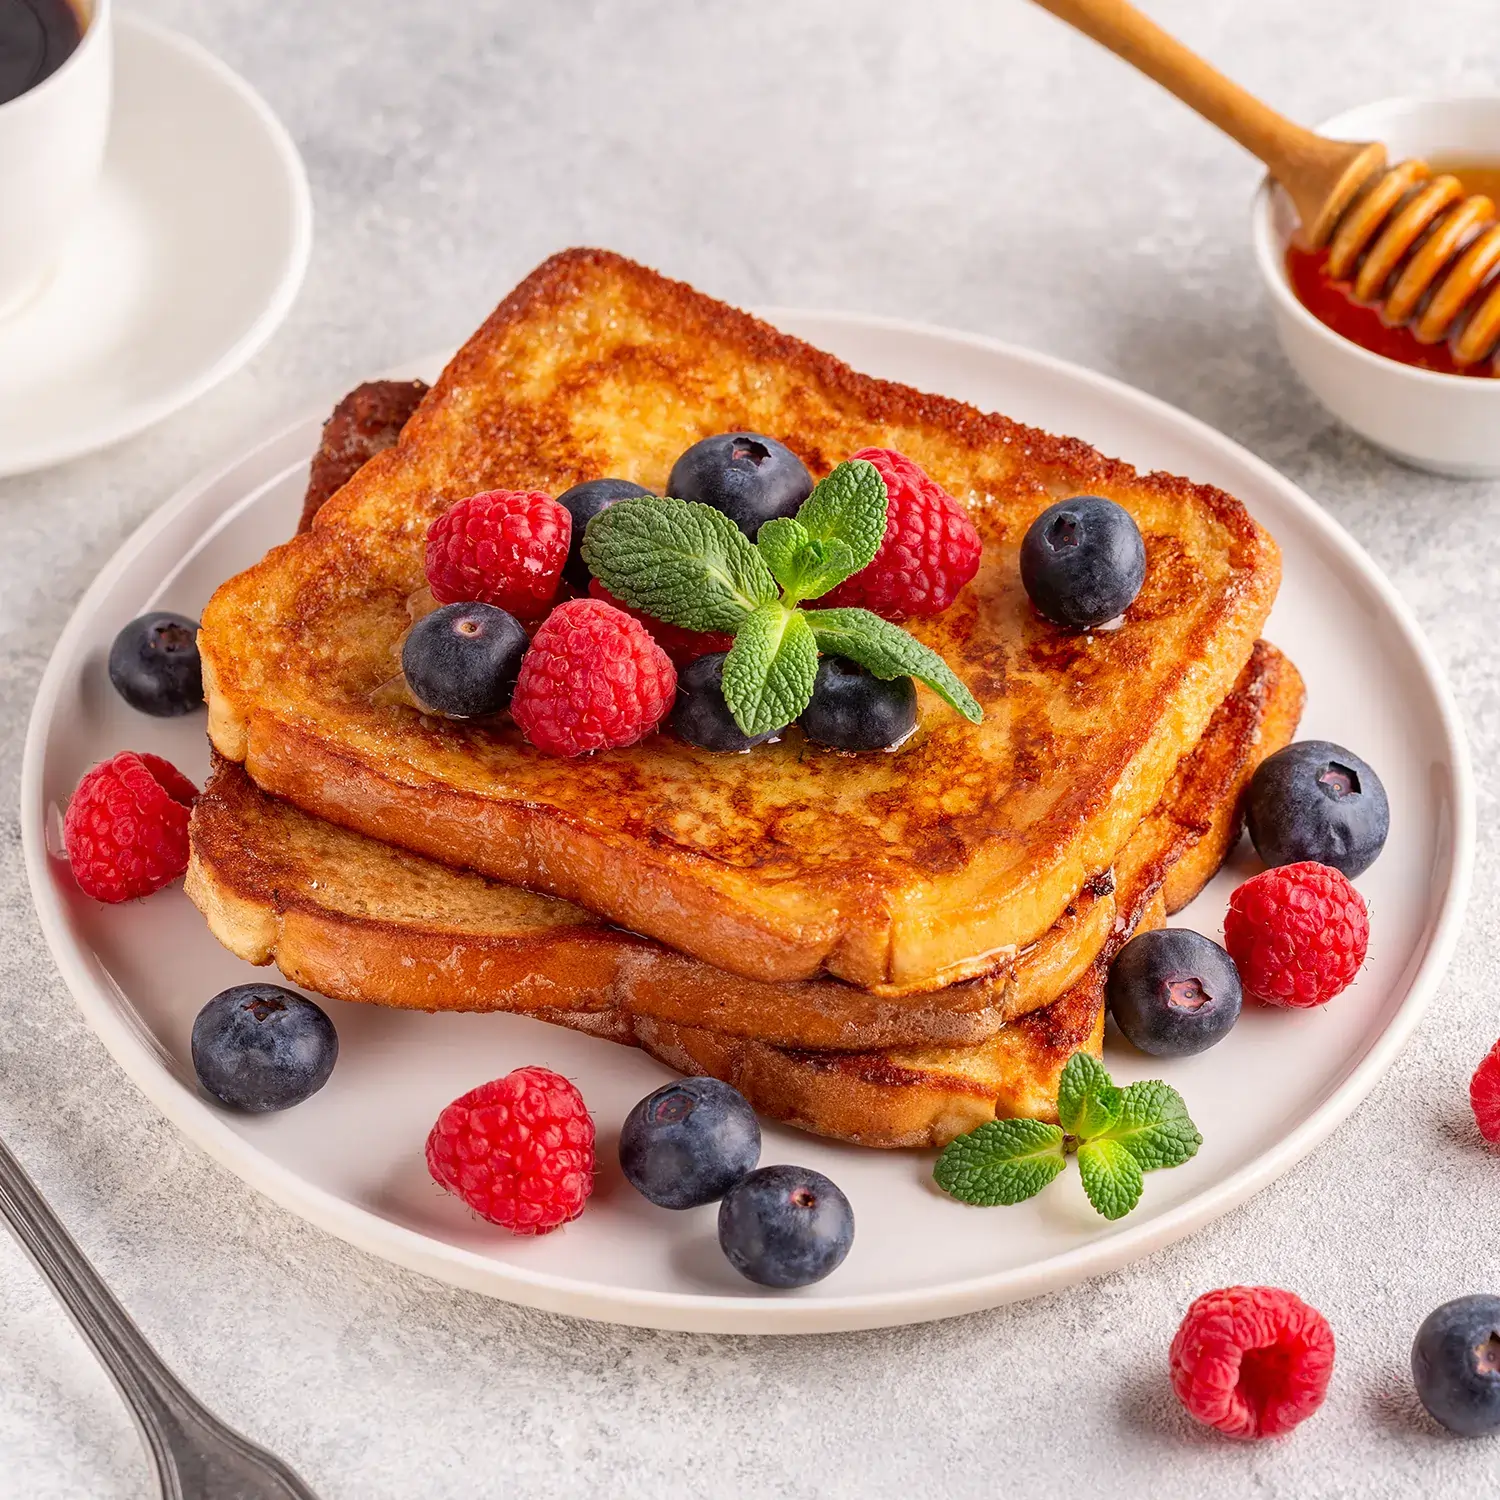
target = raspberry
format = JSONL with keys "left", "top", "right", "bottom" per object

{"left": 1471, "top": 1040, "right": 1500, "bottom": 1143}
{"left": 424, "top": 490, "right": 570, "bottom": 619}
{"left": 1222, "top": 861, "right": 1368, "bottom": 1008}
{"left": 1170, "top": 1285, "right": 1335, "bottom": 1439}
{"left": 63, "top": 751, "right": 197, "bottom": 903}
{"left": 587, "top": 580, "right": 733, "bottom": 664}
{"left": 426, "top": 1067, "right": 595, "bottom": 1235}
{"left": 511, "top": 598, "right": 677, "bottom": 757}
{"left": 821, "top": 447, "right": 981, "bottom": 620}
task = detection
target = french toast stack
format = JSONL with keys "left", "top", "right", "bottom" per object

{"left": 186, "top": 249, "right": 1300, "bottom": 1149}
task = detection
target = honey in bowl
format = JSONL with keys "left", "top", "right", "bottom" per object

{"left": 1285, "top": 156, "right": 1500, "bottom": 379}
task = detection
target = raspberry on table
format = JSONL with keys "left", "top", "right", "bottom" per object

{"left": 424, "top": 489, "right": 571, "bottom": 619}
{"left": 1222, "top": 861, "right": 1369, "bottom": 1008}
{"left": 63, "top": 751, "right": 197, "bottom": 903}
{"left": 1171, "top": 1285, "right": 1335, "bottom": 1438}
{"left": 511, "top": 598, "right": 677, "bottom": 757}
{"left": 587, "top": 580, "right": 733, "bottom": 664}
{"left": 426, "top": 1066, "right": 595, "bottom": 1235}
{"left": 821, "top": 447, "right": 981, "bottom": 620}
{"left": 1470, "top": 1040, "right": 1500, "bottom": 1143}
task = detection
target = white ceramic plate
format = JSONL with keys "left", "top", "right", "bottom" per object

{"left": 21, "top": 314, "right": 1473, "bottom": 1334}
{"left": 0, "top": 17, "right": 312, "bottom": 477}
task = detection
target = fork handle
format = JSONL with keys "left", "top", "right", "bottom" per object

{"left": 0, "top": 1135, "right": 319, "bottom": 1500}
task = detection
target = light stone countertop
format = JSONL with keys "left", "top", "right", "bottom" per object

{"left": 3, "top": 1, "right": 1498, "bottom": 1495}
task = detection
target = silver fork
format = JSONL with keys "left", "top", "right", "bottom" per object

{"left": 0, "top": 1135, "right": 320, "bottom": 1499}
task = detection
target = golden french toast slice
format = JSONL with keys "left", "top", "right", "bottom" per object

{"left": 200, "top": 248, "right": 1280, "bottom": 994}
{"left": 188, "top": 643, "right": 1301, "bottom": 1092}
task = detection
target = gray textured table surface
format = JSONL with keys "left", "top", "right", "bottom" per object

{"left": 2, "top": 1, "right": 1498, "bottom": 1495}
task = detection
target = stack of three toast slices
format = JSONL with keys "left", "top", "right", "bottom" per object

{"left": 186, "top": 249, "right": 1300, "bottom": 1149}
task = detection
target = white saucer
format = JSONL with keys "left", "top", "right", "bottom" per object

{"left": 22, "top": 315, "right": 1474, "bottom": 1333}
{"left": 0, "top": 17, "right": 312, "bottom": 477}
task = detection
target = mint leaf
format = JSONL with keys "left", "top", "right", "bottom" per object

{"left": 581, "top": 496, "right": 777, "bottom": 633}
{"left": 934, "top": 1118, "right": 1066, "bottom": 1206}
{"left": 794, "top": 459, "right": 889, "bottom": 585}
{"left": 1100, "top": 1080, "right": 1203, "bottom": 1171}
{"left": 756, "top": 517, "right": 813, "bottom": 591}
{"left": 805, "top": 608, "right": 983, "bottom": 724}
{"left": 1077, "top": 1138, "right": 1144, "bottom": 1220}
{"left": 1056, "top": 1052, "right": 1122, "bottom": 1141}
{"left": 758, "top": 520, "right": 861, "bottom": 605}
{"left": 721, "top": 604, "right": 819, "bottom": 736}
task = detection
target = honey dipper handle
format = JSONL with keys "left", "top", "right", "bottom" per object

{"left": 1029, "top": 0, "right": 1385, "bottom": 244}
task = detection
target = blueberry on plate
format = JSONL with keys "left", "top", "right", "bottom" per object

{"left": 1019, "top": 496, "right": 1146, "bottom": 631}
{"left": 556, "top": 478, "right": 653, "bottom": 591}
{"left": 1412, "top": 1295, "right": 1500, "bottom": 1436}
{"left": 192, "top": 984, "right": 338, "bottom": 1112}
{"left": 718, "top": 1165, "right": 854, "bottom": 1288}
{"left": 799, "top": 656, "right": 917, "bottom": 752}
{"left": 619, "top": 1077, "right": 762, "bottom": 1209}
{"left": 1107, "top": 928, "right": 1242, "bottom": 1057}
{"left": 107, "top": 612, "right": 203, "bottom": 716}
{"left": 667, "top": 433, "right": 812, "bottom": 538}
{"left": 672, "top": 652, "right": 783, "bottom": 751}
{"left": 401, "top": 602, "right": 529, "bottom": 717}
{"left": 1246, "top": 739, "right": 1389, "bottom": 879}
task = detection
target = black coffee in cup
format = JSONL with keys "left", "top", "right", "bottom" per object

{"left": 0, "top": 0, "right": 82, "bottom": 107}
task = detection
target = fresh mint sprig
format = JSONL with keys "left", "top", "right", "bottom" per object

{"left": 580, "top": 458, "right": 983, "bottom": 736}
{"left": 933, "top": 1053, "right": 1201, "bottom": 1221}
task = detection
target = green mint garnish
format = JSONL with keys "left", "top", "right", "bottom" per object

{"left": 579, "top": 457, "right": 983, "bottom": 737}
{"left": 1056, "top": 1050, "right": 1122, "bottom": 1141}
{"left": 721, "top": 603, "right": 819, "bottom": 738}
{"left": 581, "top": 496, "right": 777, "bottom": 634}
{"left": 805, "top": 608, "right": 983, "bottom": 724}
{"left": 1076, "top": 1138, "right": 1145, "bottom": 1221}
{"left": 932, "top": 1118, "right": 1066, "bottom": 1206}
{"left": 934, "top": 1052, "right": 1201, "bottom": 1220}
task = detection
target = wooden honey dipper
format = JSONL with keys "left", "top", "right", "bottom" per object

{"left": 1031, "top": 0, "right": 1500, "bottom": 370}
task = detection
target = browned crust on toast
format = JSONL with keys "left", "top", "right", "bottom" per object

{"left": 299, "top": 380, "right": 429, "bottom": 532}
{"left": 201, "top": 248, "right": 1281, "bottom": 994}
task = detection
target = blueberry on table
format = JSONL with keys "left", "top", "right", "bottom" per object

{"left": 718, "top": 1165, "right": 854, "bottom": 1288}
{"left": 799, "top": 656, "right": 917, "bottom": 751}
{"left": 192, "top": 984, "right": 338, "bottom": 1112}
{"left": 619, "top": 1078, "right": 762, "bottom": 1209}
{"left": 671, "top": 652, "right": 783, "bottom": 751}
{"left": 401, "top": 601, "right": 529, "bottom": 718}
{"left": 1019, "top": 496, "right": 1146, "bottom": 631}
{"left": 556, "top": 478, "right": 653, "bottom": 591}
{"left": 1107, "top": 928, "right": 1242, "bottom": 1057}
{"left": 1246, "top": 739, "right": 1389, "bottom": 878}
{"left": 107, "top": 611, "right": 203, "bottom": 716}
{"left": 1412, "top": 1295, "right": 1500, "bottom": 1437}
{"left": 667, "top": 432, "right": 812, "bottom": 538}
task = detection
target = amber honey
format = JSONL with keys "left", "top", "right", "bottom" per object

{"left": 1285, "top": 155, "right": 1500, "bottom": 378}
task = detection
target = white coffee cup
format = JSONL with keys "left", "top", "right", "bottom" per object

{"left": 0, "top": 0, "right": 112, "bottom": 321}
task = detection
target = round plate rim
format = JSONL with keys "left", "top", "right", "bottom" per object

{"left": 21, "top": 313, "right": 1476, "bottom": 1333}
{"left": 0, "top": 15, "right": 314, "bottom": 478}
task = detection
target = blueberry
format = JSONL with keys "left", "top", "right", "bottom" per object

{"left": 1019, "top": 496, "right": 1147, "bottom": 630}
{"left": 619, "top": 1078, "right": 762, "bottom": 1209}
{"left": 191, "top": 983, "right": 338, "bottom": 1112}
{"left": 1246, "top": 739, "right": 1389, "bottom": 879}
{"left": 667, "top": 433, "right": 812, "bottom": 538}
{"left": 799, "top": 656, "right": 917, "bottom": 751}
{"left": 718, "top": 1165, "right": 854, "bottom": 1288}
{"left": 1107, "top": 928, "right": 1242, "bottom": 1057}
{"left": 671, "top": 652, "right": 783, "bottom": 751}
{"left": 556, "top": 478, "right": 653, "bottom": 591}
{"left": 401, "top": 602, "right": 528, "bottom": 718}
{"left": 1412, "top": 1295, "right": 1500, "bottom": 1436}
{"left": 107, "top": 612, "right": 203, "bottom": 716}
